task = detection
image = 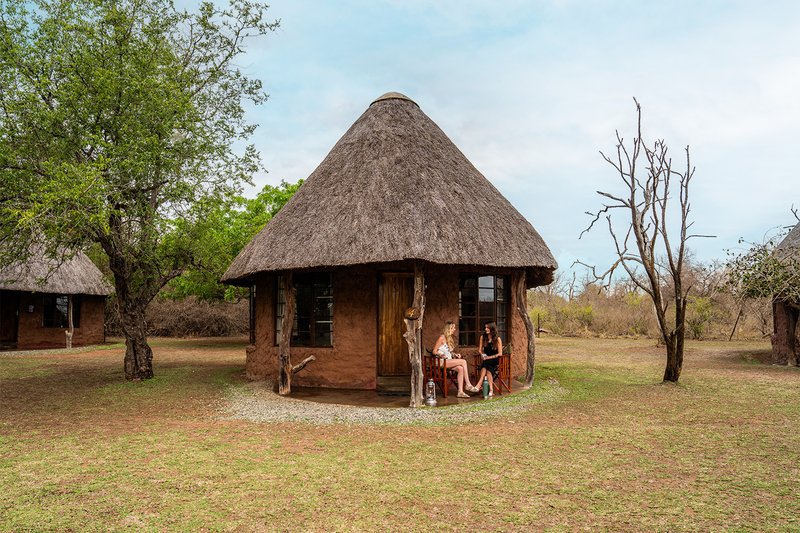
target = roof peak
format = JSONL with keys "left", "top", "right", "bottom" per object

{"left": 370, "top": 92, "right": 418, "bottom": 107}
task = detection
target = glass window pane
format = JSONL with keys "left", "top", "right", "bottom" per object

{"left": 315, "top": 330, "right": 331, "bottom": 347}
{"left": 478, "top": 275, "right": 494, "bottom": 289}
{"left": 294, "top": 331, "right": 311, "bottom": 346}
{"left": 496, "top": 277, "right": 504, "bottom": 290}
{"left": 460, "top": 286, "right": 476, "bottom": 302}
{"left": 479, "top": 287, "right": 494, "bottom": 302}
{"left": 497, "top": 303, "right": 507, "bottom": 318}
{"left": 464, "top": 331, "right": 476, "bottom": 347}
{"left": 460, "top": 302, "right": 476, "bottom": 318}
{"left": 296, "top": 316, "right": 311, "bottom": 332}
{"left": 479, "top": 301, "right": 494, "bottom": 318}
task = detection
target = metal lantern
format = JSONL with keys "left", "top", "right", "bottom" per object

{"left": 425, "top": 378, "right": 437, "bottom": 406}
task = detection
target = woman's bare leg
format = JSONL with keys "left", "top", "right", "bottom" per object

{"left": 446, "top": 359, "right": 473, "bottom": 393}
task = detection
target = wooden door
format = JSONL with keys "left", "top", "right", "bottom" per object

{"left": 377, "top": 273, "right": 414, "bottom": 381}
{"left": 0, "top": 291, "right": 19, "bottom": 345}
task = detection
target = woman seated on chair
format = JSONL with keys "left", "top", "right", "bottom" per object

{"left": 432, "top": 320, "right": 479, "bottom": 398}
{"left": 477, "top": 322, "right": 503, "bottom": 397}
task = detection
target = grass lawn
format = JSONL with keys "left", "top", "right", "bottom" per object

{"left": 1, "top": 336, "right": 798, "bottom": 531}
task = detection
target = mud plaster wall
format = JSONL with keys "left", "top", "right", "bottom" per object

{"left": 246, "top": 263, "right": 530, "bottom": 389}
{"left": 249, "top": 265, "right": 378, "bottom": 388}
{"left": 771, "top": 300, "right": 800, "bottom": 366}
{"left": 15, "top": 293, "right": 106, "bottom": 349}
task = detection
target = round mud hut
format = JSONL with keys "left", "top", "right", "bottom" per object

{"left": 772, "top": 222, "right": 800, "bottom": 365}
{"left": 223, "top": 92, "right": 557, "bottom": 397}
{"left": 0, "top": 250, "right": 112, "bottom": 349}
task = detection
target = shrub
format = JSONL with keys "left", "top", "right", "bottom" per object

{"left": 106, "top": 297, "right": 248, "bottom": 337}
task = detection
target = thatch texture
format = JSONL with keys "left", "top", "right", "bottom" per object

{"left": 776, "top": 222, "right": 800, "bottom": 258}
{"left": 0, "top": 250, "right": 112, "bottom": 295}
{"left": 223, "top": 93, "right": 557, "bottom": 285}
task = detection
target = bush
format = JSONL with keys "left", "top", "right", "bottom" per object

{"left": 106, "top": 296, "right": 248, "bottom": 337}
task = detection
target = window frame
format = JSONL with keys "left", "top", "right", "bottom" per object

{"left": 42, "top": 294, "right": 81, "bottom": 329}
{"left": 458, "top": 274, "right": 509, "bottom": 347}
{"left": 275, "top": 272, "right": 333, "bottom": 348}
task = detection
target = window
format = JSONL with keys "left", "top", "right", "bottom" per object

{"left": 458, "top": 275, "right": 508, "bottom": 346}
{"left": 276, "top": 273, "right": 333, "bottom": 347}
{"left": 42, "top": 295, "right": 81, "bottom": 328}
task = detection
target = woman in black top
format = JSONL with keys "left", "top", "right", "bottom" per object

{"left": 477, "top": 322, "right": 503, "bottom": 397}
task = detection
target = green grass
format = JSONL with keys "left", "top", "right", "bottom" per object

{"left": 1, "top": 337, "right": 799, "bottom": 531}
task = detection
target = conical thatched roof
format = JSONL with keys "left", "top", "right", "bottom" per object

{"left": 0, "top": 249, "right": 113, "bottom": 295}
{"left": 223, "top": 92, "right": 557, "bottom": 285}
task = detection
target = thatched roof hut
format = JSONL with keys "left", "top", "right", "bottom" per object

{"left": 0, "top": 249, "right": 111, "bottom": 349}
{"left": 771, "top": 221, "right": 800, "bottom": 366}
{"left": 223, "top": 92, "right": 556, "bottom": 285}
{"left": 0, "top": 251, "right": 112, "bottom": 295}
{"left": 776, "top": 221, "right": 800, "bottom": 258}
{"left": 224, "top": 92, "right": 556, "bottom": 399}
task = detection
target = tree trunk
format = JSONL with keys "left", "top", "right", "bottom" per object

{"left": 404, "top": 263, "right": 425, "bottom": 408}
{"left": 515, "top": 273, "right": 536, "bottom": 389}
{"left": 662, "top": 332, "right": 683, "bottom": 382}
{"left": 278, "top": 272, "right": 295, "bottom": 395}
{"left": 120, "top": 300, "right": 153, "bottom": 380}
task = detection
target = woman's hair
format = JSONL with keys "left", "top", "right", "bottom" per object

{"left": 483, "top": 322, "right": 498, "bottom": 342}
{"left": 443, "top": 320, "right": 456, "bottom": 350}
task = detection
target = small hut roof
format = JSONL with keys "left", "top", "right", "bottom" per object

{"left": 0, "top": 249, "right": 113, "bottom": 296}
{"left": 776, "top": 222, "right": 800, "bottom": 257}
{"left": 223, "top": 92, "right": 557, "bottom": 285}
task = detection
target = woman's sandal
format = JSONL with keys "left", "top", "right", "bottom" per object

{"left": 457, "top": 391, "right": 470, "bottom": 398}
{"left": 467, "top": 385, "right": 479, "bottom": 393}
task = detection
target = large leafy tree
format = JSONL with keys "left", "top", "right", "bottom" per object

{"left": 0, "top": 0, "right": 278, "bottom": 379}
{"left": 166, "top": 179, "right": 303, "bottom": 301}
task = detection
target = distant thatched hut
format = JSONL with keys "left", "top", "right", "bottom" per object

{"left": 223, "top": 92, "right": 557, "bottom": 394}
{"left": 0, "top": 250, "right": 112, "bottom": 349}
{"left": 772, "top": 222, "right": 800, "bottom": 365}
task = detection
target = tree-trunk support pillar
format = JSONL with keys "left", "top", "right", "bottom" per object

{"left": 404, "top": 263, "right": 425, "bottom": 407}
{"left": 278, "top": 272, "right": 295, "bottom": 395}
{"left": 515, "top": 272, "right": 536, "bottom": 389}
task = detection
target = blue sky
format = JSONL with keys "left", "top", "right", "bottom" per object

{"left": 238, "top": 0, "right": 800, "bottom": 275}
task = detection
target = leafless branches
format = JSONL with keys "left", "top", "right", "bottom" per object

{"left": 578, "top": 98, "right": 713, "bottom": 381}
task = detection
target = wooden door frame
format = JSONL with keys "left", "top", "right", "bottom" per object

{"left": 376, "top": 270, "right": 414, "bottom": 392}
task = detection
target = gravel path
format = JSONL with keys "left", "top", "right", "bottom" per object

{"left": 221, "top": 379, "right": 567, "bottom": 426}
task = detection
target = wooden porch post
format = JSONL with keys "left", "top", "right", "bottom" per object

{"left": 404, "top": 262, "right": 425, "bottom": 407}
{"left": 65, "top": 295, "right": 74, "bottom": 349}
{"left": 515, "top": 272, "right": 536, "bottom": 389}
{"left": 248, "top": 284, "right": 256, "bottom": 346}
{"left": 278, "top": 272, "right": 295, "bottom": 395}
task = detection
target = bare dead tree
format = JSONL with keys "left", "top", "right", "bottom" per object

{"left": 576, "top": 98, "right": 712, "bottom": 382}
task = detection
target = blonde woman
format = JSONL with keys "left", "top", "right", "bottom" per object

{"left": 432, "top": 321, "right": 479, "bottom": 398}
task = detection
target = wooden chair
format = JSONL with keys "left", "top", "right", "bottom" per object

{"left": 423, "top": 349, "right": 459, "bottom": 398}
{"left": 473, "top": 348, "right": 512, "bottom": 395}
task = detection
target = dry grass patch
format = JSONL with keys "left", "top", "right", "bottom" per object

{"left": 1, "top": 336, "right": 798, "bottom": 531}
